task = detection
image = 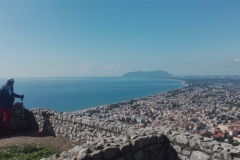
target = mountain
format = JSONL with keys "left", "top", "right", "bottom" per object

{"left": 122, "top": 70, "right": 173, "bottom": 78}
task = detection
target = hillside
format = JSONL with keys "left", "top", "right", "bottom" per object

{"left": 122, "top": 70, "right": 173, "bottom": 78}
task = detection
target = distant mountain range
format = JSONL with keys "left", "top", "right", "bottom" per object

{"left": 122, "top": 70, "right": 173, "bottom": 78}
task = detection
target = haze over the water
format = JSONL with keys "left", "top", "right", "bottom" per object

{"left": 0, "top": 0, "right": 239, "bottom": 77}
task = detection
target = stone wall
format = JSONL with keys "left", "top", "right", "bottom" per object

{"left": 3, "top": 104, "right": 240, "bottom": 160}
{"left": 45, "top": 134, "right": 180, "bottom": 160}
{"left": 29, "top": 108, "right": 127, "bottom": 144}
{"left": 0, "top": 102, "right": 29, "bottom": 132}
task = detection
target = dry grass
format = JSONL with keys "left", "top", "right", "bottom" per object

{"left": 0, "top": 129, "right": 74, "bottom": 153}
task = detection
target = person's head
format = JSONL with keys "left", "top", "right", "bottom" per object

{"left": 7, "top": 78, "right": 15, "bottom": 86}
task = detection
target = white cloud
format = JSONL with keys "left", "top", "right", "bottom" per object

{"left": 105, "top": 64, "right": 121, "bottom": 70}
{"left": 115, "top": 65, "right": 121, "bottom": 69}
{"left": 230, "top": 58, "right": 240, "bottom": 63}
{"left": 233, "top": 59, "right": 240, "bottom": 62}
{"left": 106, "top": 65, "right": 114, "bottom": 69}
{"left": 79, "top": 65, "right": 94, "bottom": 72}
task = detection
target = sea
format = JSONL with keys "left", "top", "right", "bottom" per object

{"left": 0, "top": 77, "right": 184, "bottom": 112}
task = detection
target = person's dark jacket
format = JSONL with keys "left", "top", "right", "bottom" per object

{"left": 0, "top": 84, "right": 21, "bottom": 108}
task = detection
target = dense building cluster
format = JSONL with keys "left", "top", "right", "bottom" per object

{"left": 77, "top": 77, "right": 240, "bottom": 144}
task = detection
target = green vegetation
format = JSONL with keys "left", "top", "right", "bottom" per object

{"left": 122, "top": 70, "right": 173, "bottom": 78}
{"left": 0, "top": 145, "right": 55, "bottom": 160}
{"left": 228, "top": 137, "right": 234, "bottom": 144}
{"left": 202, "top": 131, "right": 212, "bottom": 138}
{"left": 110, "top": 104, "right": 120, "bottom": 108}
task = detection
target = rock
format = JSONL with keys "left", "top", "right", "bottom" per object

{"left": 103, "top": 147, "right": 119, "bottom": 159}
{"left": 91, "top": 150, "right": 103, "bottom": 160}
{"left": 203, "top": 137, "right": 212, "bottom": 142}
{"left": 144, "top": 152, "right": 158, "bottom": 160}
{"left": 94, "top": 144, "right": 104, "bottom": 150}
{"left": 221, "top": 143, "right": 233, "bottom": 150}
{"left": 120, "top": 143, "right": 131, "bottom": 156}
{"left": 158, "top": 147, "right": 166, "bottom": 160}
{"left": 166, "top": 148, "right": 177, "bottom": 160}
{"left": 68, "top": 146, "right": 84, "bottom": 153}
{"left": 149, "top": 135, "right": 158, "bottom": 144}
{"left": 213, "top": 153, "right": 221, "bottom": 159}
{"left": 167, "top": 135, "right": 175, "bottom": 142}
{"left": 60, "top": 151, "right": 70, "bottom": 158}
{"left": 175, "top": 135, "right": 189, "bottom": 145}
{"left": 126, "top": 152, "right": 133, "bottom": 160}
{"left": 230, "top": 148, "right": 239, "bottom": 154}
{"left": 201, "top": 142, "right": 214, "bottom": 149}
{"left": 138, "top": 136, "right": 149, "bottom": 148}
{"left": 184, "top": 132, "right": 191, "bottom": 136}
{"left": 173, "top": 145, "right": 182, "bottom": 153}
{"left": 132, "top": 139, "right": 139, "bottom": 152}
{"left": 182, "top": 149, "right": 191, "bottom": 156}
{"left": 190, "top": 151, "right": 210, "bottom": 160}
{"left": 131, "top": 135, "right": 138, "bottom": 140}
{"left": 221, "top": 151, "right": 233, "bottom": 160}
{"left": 189, "top": 139, "right": 198, "bottom": 149}
{"left": 211, "top": 140, "right": 220, "bottom": 146}
{"left": 122, "top": 136, "right": 129, "bottom": 144}
{"left": 76, "top": 148, "right": 92, "bottom": 160}
{"left": 148, "top": 144, "right": 163, "bottom": 151}
{"left": 133, "top": 150, "right": 144, "bottom": 160}
{"left": 212, "top": 145, "right": 223, "bottom": 152}
{"left": 179, "top": 154, "right": 189, "bottom": 160}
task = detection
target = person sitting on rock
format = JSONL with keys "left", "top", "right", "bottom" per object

{"left": 0, "top": 78, "right": 24, "bottom": 136}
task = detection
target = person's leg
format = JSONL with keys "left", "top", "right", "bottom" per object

{"left": 2, "top": 108, "right": 13, "bottom": 133}
{"left": 0, "top": 108, "right": 3, "bottom": 133}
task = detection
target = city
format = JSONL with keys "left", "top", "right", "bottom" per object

{"left": 78, "top": 77, "right": 240, "bottom": 145}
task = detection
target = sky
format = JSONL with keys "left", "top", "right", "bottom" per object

{"left": 0, "top": 0, "right": 240, "bottom": 77}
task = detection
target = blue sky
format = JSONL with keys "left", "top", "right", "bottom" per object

{"left": 0, "top": 0, "right": 239, "bottom": 77}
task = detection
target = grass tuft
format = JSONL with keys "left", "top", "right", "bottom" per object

{"left": 0, "top": 144, "right": 56, "bottom": 160}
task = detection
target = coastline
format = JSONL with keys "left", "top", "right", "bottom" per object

{"left": 9, "top": 77, "right": 184, "bottom": 112}
{"left": 71, "top": 78, "right": 187, "bottom": 114}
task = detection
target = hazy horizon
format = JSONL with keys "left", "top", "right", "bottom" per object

{"left": 0, "top": 0, "right": 239, "bottom": 78}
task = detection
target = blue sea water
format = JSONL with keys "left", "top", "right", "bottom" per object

{"left": 0, "top": 77, "right": 184, "bottom": 112}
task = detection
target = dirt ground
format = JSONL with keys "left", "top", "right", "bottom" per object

{"left": 0, "top": 129, "right": 75, "bottom": 153}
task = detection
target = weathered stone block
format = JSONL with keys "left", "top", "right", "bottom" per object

{"left": 138, "top": 136, "right": 149, "bottom": 149}
{"left": 182, "top": 149, "right": 191, "bottom": 156}
{"left": 158, "top": 147, "right": 166, "bottom": 160}
{"left": 103, "top": 147, "right": 119, "bottom": 160}
{"left": 173, "top": 145, "right": 181, "bottom": 153}
{"left": 144, "top": 151, "right": 158, "bottom": 160}
{"left": 132, "top": 139, "right": 139, "bottom": 152}
{"left": 149, "top": 135, "right": 158, "bottom": 144}
{"left": 125, "top": 152, "right": 133, "bottom": 160}
{"left": 166, "top": 148, "right": 176, "bottom": 160}
{"left": 213, "top": 145, "right": 223, "bottom": 152}
{"left": 91, "top": 150, "right": 103, "bottom": 160}
{"left": 120, "top": 143, "right": 131, "bottom": 156}
{"left": 175, "top": 135, "right": 189, "bottom": 145}
{"left": 178, "top": 154, "right": 189, "bottom": 160}
{"left": 133, "top": 150, "right": 144, "bottom": 160}
{"left": 221, "top": 151, "right": 233, "bottom": 160}
{"left": 190, "top": 151, "right": 210, "bottom": 160}
{"left": 148, "top": 144, "right": 163, "bottom": 151}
